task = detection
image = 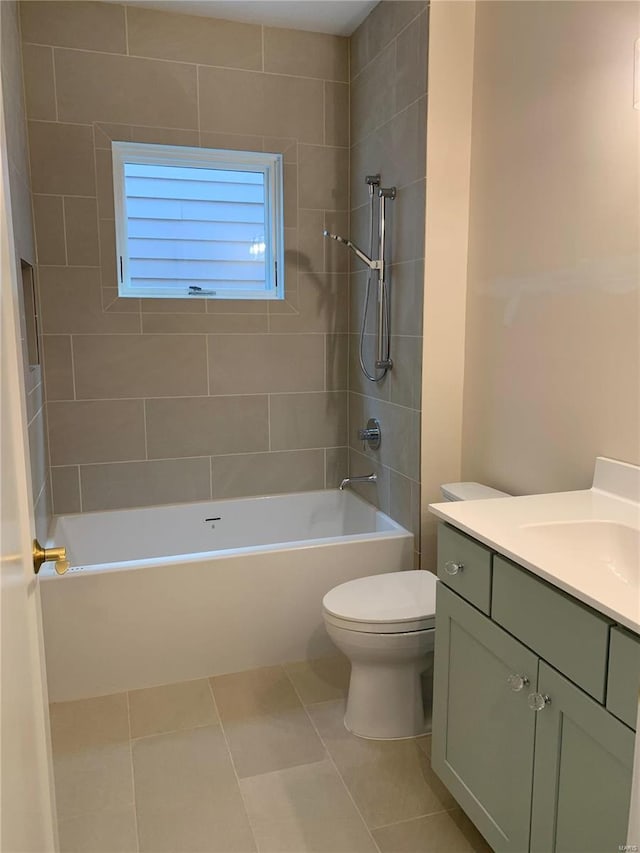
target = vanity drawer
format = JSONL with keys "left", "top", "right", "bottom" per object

{"left": 437, "top": 524, "right": 492, "bottom": 614}
{"left": 607, "top": 627, "right": 640, "bottom": 730}
{"left": 491, "top": 556, "right": 611, "bottom": 702}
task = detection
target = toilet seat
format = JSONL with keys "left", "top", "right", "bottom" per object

{"left": 322, "top": 571, "right": 437, "bottom": 634}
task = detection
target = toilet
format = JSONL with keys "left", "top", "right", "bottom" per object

{"left": 322, "top": 481, "right": 509, "bottom": 740}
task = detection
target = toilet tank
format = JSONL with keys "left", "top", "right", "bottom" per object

{"left": 440, "top": 482, "right": 510, "bottom": 501}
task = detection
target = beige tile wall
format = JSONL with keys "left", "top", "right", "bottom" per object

{"left": 20, "top": 1, "right": 350, "bottom": 513}
{"left": 348, "top": 1, "right": 428, "bottom": 564}
{"left": 2, "top": 0, "right": 50, "bottom": 541}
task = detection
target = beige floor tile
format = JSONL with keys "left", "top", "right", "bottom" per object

{"left": 284, "top": 655, "right": 351, "bottom": 705}
{"left": 210, "top": 665, "right": 302, "bottom": 722}
{"left": 57, "top": 806, "right": 138, "bottom": 853}
{"left": 373, "top": 809, "right": 493, "bottom": 853}
{"left": 50, "top": 692, "right": 129, "bottom": 755}
{"left": 128, "top": 679, "right": 218, "bottom": 739}
{"left": 240, "top": 760, "right": 378, "bottom": 853}
{"left": 308, "top": 701, "right": 456, "bottom": 829}
{"left": 137, "top": 796, "right": 256, "bottom": 853}
{"left": 54, "top": 744, "right": 134, "bottom": 821}
{"left": 133, "top": 726, "right": 255, "bottom": 852}
{"left": 222, "top": 707, "right": 327, "bottom": 779}
{"left": 132, "top": 725, "right": 233, "bottom": 805}
{"left": 416, "top": 734, "right": 432, "bottom": 757}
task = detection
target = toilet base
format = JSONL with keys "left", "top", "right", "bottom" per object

{"left": 344, "top": 655, "right": 433, "bottom": 739}
{"left": 324, "top": 620, "right": 435, "bottom": 740}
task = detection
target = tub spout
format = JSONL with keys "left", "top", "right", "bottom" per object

{"left": 339, "top": 474, "right": 377, "bottom": 491}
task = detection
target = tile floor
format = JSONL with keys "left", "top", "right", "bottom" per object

{"left": 49, "top": 655, "right": 492, "bottom": 853}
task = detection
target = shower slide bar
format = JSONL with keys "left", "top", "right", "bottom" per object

{"left": 323, "top": 174, "right": 396, "bottom": 378}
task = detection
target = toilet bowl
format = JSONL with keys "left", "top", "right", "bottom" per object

{"left": 322, "top": 570, "right": 437, "bottom": 740}
{"left": 323, "top": 481, "right": 511, "bottom": 740}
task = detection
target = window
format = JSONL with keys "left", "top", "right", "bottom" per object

{"left": 112, "top": 142, "right": 284, "bottom": 300}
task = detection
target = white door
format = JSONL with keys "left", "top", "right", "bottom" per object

{"left": 0, "top": 88, "right": 57, "bottom": 851}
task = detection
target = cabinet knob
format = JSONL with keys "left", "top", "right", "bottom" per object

{"left": 444, "top": 560, "right": 464, "bottom": 576}
{"left": 528, "top": 692, "right": 551, "bottom": 711}
{"left": 507, "top": 674, "right": 530, "bottom": 692}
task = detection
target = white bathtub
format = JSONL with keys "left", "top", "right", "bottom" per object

{"left": 41, "top": 490, "right": 414, "bottom": 701}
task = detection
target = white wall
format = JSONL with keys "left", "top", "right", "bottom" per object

{"left": 421, "top": 0, "right": 476, "bottom": 565}
{"left": 462, "top": 0, "right": 640, "bottom": 495}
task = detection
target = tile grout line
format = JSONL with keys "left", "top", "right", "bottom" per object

{"left": 123, "top": 6, "right": 130, "bottom": 56}
{"left": 68, "top": 335, "right": 77, "bottom": 401}
{"left": 267, "top": 394, "right": 271, "bottom": 452}
{"left": 27, "top": 120, "right": 344, "bottom": 153}
{"left": 90, "top": 123, "right": 106, "bottom": 320}
{"left": 298, "top": 699, "right": 457, "bottom": 836}
{"left": 76, "top": 464, "right": 82, "bottom": 513}
{"left": 48, "top": 447, "right": 344, "bottom": 473}
{"left": 32, "top": 192, "right": 98, "bottom": 199}
{"left": 368, "top": 804, "right": 462, "bottom": 834}
{"left": 142, "top": 400, "right": 148, "bottom": 461}
{"left": 323, "top": 333, "right": 327, "bottom": 392}
{"left": 283, "top": 671, "right": 383, "bottom": 853}
{"left": 50, "top": 45, "right": 59, "bottom": 122}
{"left": 350, "top": 6, "right": 426, "bottom": 87}
{"left": 322, "top": 80, "right": 326, "bottom": 147}
{"left": 205, "top": 679, "right": 262, "bottom": 853}
{"left": 60, "top": 196, "right": 68, "bottom": 266}
{"left": 196, "top": 65, "right": 201, "bottom": 145}
{"left": 24, "top": 40, "right": 349, "bottom": 85}
{"left": 127, "top": 718, "right": 221, "bottom": 745}
{"left": 204, "top": 332, "right": 211, "bottom": 395}
{"left": 124, "top": 692, "right": 142, "bottom": 853}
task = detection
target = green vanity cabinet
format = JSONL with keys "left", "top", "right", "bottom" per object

{"left": 432, "top": 584, "right": 539, "bottom": 853}
{"left": 432, "top": 524, "right": 637, "bottom": 853}
{"left": 607, "top": 626, "right": 640, "bottom": 730}
{"left": 437, "top": 523, "right": 493, "bottom": 615}
{"left": 530, "top": 662, "right": 635, "bottom": 853}
{"left": 492, "top": 556, "right": 611, "bottom": 702}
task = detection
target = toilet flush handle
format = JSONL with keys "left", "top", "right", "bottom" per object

{"left": 443, "top": 560, "right": 464, "bottom": 576}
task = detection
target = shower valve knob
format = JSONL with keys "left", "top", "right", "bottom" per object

{"left": 357, "top": 419, "right": 381, "bottom": 450}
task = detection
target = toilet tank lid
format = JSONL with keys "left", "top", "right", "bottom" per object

{"left": 441, "top": 482, "right": 511, "bottom": 501}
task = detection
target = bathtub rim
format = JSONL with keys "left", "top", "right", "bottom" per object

{"left": 42, "top": 489, "right": 413, "bottom": 580}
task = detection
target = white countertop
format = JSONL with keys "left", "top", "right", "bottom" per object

{"left": 429, "top": 459, "right": 640, "bottom": 634}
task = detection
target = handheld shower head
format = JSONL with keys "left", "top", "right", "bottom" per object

{"left": 322, "top": 229, "right": 376, "bottom": 269}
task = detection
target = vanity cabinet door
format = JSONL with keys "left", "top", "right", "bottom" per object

{"left": 432, "top": 584, "right": 538, "bottom": 853}
{"left": 530, "top": 661, "right": 634, "bottom": 853}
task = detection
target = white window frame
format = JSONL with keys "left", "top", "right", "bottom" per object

{"left": 112, "top": 141, "right": 285, "bottom": 300}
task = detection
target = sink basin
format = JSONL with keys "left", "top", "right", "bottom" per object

{"left": 521, "top": 521, "right": 640, "bottom": 586}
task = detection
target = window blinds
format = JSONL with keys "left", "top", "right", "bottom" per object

{"left": 122, "top": 162, "right": 268, "bottom": 295}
